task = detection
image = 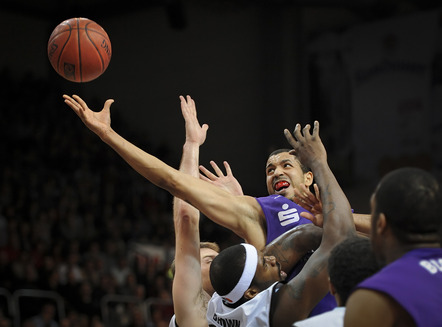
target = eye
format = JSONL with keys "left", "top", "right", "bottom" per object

{"left": 267, "top": 168, "right": 274, "bottom": 174}
{"left": 284, "top": 163, "right": 292, "bottom": 168}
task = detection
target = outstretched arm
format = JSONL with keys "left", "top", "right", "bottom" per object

{"left": 63, "top": 95, "right": 266, "bottom": 248}
{"left": 272, "top": 121, "right": 356, "bottom": 326}
{"left": 172, "top": 95, "right": 208, "bottom": 327}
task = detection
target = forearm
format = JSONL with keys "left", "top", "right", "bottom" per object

{"left": 101, "top": 128, "right": 181, "bottom": 192}
{"left": 309, "top": 162, "right": 355, "bottom": 243}
{"left": 353, "top": 213, "right": 371, "bottom": 236}
{"left": 100, "top": 128, "right": 258, "bottom": 240}
{"left": 173, "top": 141, "right": 202, "bottom": 218}
{"left": 172, "top": 136, "right": 206, "bottom": 324}
{"left": 172, "top": 217, "right": 207, "bottom": 326}
{"left": 264, "top": 224, "right": 322, "bottom": 273}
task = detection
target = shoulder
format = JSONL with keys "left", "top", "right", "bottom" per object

{"left": 256, "top": 194, "right": 285, "bottom": 203}
{"left": 345, "top": 288, "right": 401, "bottom": 326}
{"left": 294, "top": 307, "right": 345, "bottom": 327}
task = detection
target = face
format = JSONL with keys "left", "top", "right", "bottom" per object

{"left": 265, "top": 152, "right": 313, "bottom": 200}
{"left": 253, "top": 252, "right": 287, "bottom": 291}
{"left": 200, "top": 247, "right": 218, "bottom": 296}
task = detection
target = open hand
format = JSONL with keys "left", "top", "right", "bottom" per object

{"left": 63, "top": 94, "right": 114, "bottom": 139}
{"left": 199, "top": 160, "right": 244, "bottom": 196}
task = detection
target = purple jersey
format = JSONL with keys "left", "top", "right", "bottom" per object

{"left": 256, "top": 194, "right": 337, "bottom": 316}
{"left": 356, "top": 248, "right": 442, "bottom": 327}
{"left": 256, "top": 195, "right": 313, "bottom": 244}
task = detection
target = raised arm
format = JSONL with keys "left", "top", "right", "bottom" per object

{"left": 172, "top": 95, "right": 208, "bottom": 327}
{"left": 63, "top": 95, "right": 266, "bottom": 247}
{"left": 272, "top": 121, "right": 356, "bottom": 326}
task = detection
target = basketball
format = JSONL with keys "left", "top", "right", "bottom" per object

{"left": 47, "top": 17, "right": 112, "bottom": 83}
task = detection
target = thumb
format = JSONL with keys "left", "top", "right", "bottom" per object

{"left": 103, "top": 99, "right": 115, "bottom": 112}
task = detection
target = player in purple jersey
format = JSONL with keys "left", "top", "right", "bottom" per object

{"left": 200, "top": 152, "right": 366, "bottom": 316}
{"left": 207, "top": 121, "right": 356, "bottom": 327}
{"left": 170, "top": 95, "right": 322, "bottom": 327}
{"left": 199, "top": 150, "right": 371, "bottom": 250}
{"left": 344, "top": 167, "right": 442, "bottom": 327}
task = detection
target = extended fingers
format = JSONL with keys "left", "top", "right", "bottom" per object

{"left": 312, "top": 121, "right": 320, "bottom": 137}
{"left": 199, "top": 165, "right": 217, "bottom": 180}
{"left": 210, "top": 161, "right": 225, "bottom": 177}
{"left": 293, "top": 123, "right": 303, "bottom": 140}
{"left": 72, "top": 94, "right": 89, "bottom": 110}
{"left": 199, "top": 173, "right": 211, "bottom": 183}
{"left": 284, "top": 128, "right": 297, "bottom": 148}
{"left": 223, "top": 161, "right": 233, "bottom": 175}
{"left": 302, "top": 124, "right": 312, "bottom": 139}
{"left": 180, "top": 95, "right": 198, "bottom": 118}
{"left": 63, "top": 95, "right": 84, "bottom": 117}
{"left": 186, "top": 95, "right": 196, "bottom": 114}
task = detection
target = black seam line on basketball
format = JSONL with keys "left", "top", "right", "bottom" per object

{"left": 77, "top": 18, "right": 82, "bottom": 82}
{"left": 51, "top": 27, "right": 106, "bottom": 39}
{"left": 58, "top": 24, "right": 73, "bottom": 76}
{"left": 85, "top": 21, "right": 105, "bottom": 76}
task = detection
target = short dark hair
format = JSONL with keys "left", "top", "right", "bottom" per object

{"left": 328, "top": 236, "right": 379, "bottom": 305}
{"left": 374, "top": 167, "right": 442, "bottom": 242}
{"left": 267, "top": 148, "right": 310, "bottom": 174}
{"left": 210, "top": 244, "right": 246, "bottom": 297}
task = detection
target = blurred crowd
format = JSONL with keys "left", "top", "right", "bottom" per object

{"left": 0, "top": 69, "right": 235, "bottom": 327}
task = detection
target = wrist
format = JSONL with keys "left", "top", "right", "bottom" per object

{"left": 183, "top": 141, "right": 201, "bottom": 149}
{"left": 99, "top": 127, "right": 115, "bottom": 142}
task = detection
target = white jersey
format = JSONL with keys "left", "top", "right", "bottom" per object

{"left": 206, "top": 282, "right": 278, "bottom": 327}
{"left": 169, "top": 315, "right": 177, "bottom": 327}
{"left": 293, "top": 307, "right": 345, "bottom": 327}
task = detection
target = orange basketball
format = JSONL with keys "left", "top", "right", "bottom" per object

{"left": 47, "top": 17, "right": 112, "bottom": 83}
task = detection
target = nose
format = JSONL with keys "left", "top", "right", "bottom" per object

{"left": 273, "top": 166, "right": 284, "bottom": 176}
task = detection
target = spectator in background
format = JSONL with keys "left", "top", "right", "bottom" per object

{"left": 0, "top": 73, "right": 189, "bottom": 326}
{"left": 30, "top": 302, "right": 59, "bottom": 327}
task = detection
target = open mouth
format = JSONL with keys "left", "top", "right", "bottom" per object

{"left": 274, "top": 181, "right": 290, "bottom": 192}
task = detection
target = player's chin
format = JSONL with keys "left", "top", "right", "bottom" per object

{"left": 274, "top": 188, "right": 292, "bottom": 199}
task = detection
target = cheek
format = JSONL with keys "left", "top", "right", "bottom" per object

{"left": 201, "top": 264, "right": 210, "bottom": 278}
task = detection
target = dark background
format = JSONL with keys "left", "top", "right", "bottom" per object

{"left": 1, "top": 1, "right": 442, "bottom": 325}
{"left": 1, "top": 0, "right": 442, "bottom": 228}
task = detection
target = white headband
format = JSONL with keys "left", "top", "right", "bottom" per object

{"left": 222, "top": 243, "right": 258, "bottom": 304}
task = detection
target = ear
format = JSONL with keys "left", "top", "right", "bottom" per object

{"left": 328, "top": 278, "right": 342, "bottom": 306}
{"left": 244, "top": 286, "right": 260, "bottom": 300}
{"left": 304, "top": 171, "right": 314, "bottom": 187}
{"left": 376, "top": 213, "right": 388, "bottom": 235}
{"left": 328, "top": 277, "right": 337, "bottom": 296}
